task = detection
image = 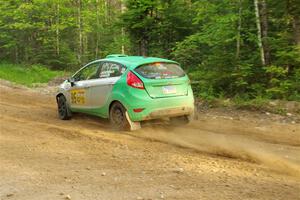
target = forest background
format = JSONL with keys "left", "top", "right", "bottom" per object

{"left": 0, "top": 0, "right": 299, "bottom": 102}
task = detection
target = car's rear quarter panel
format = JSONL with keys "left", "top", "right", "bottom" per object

{"left": 110, "top": 73, "right": 194, "bottom": 121}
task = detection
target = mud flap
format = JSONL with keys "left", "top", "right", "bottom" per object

{"left": 191, "top": 106, "right": 197, "bottom": 120}
{"left": 125, "top": 111, "right": 141, "bottom": 131}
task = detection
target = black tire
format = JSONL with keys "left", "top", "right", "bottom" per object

{"left": 170, "top": 115, "right": 191, "bottom": 126}
{"left": 57, "top": 95, "right": 71, "bottom": 120}
{"left": 109, "top": 102, "right": 130, "bottom": 130}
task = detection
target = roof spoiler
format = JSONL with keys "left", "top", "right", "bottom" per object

{"left": 106, "top": 54, "right": 128, "bottom": 58}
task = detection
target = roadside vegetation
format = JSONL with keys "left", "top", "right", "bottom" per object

{"left": 0, "top": 63, "right": 66, "bottom": 87}
{"left": 0, "top": 0, "right": 299, "bottom": 102}
{"left": 202, "top": 97, "right": 300, "bottom": 115}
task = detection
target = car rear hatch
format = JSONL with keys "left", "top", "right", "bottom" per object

{"left": 134, "top": 62, "right": 189, "bottom": 98}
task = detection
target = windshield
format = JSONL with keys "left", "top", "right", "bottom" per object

{"left": 135, "top": 62, "right": 185, "bottom": 79}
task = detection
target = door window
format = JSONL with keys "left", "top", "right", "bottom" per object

{"left": 73, "top": 62, "right": 101, "bottom": 81}
{"left": 99, "top": 62, "right": 125, "bottom": 78}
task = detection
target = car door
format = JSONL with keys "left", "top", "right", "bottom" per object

{"left": 69, "top": 62, "right": 101, "bottom": 109}
{"left": 88, "top": 61, "right": 126, "bottom": 109}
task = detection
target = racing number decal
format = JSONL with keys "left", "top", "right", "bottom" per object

{"left": 71, "top": 89, "right": 86, "bottom": 105}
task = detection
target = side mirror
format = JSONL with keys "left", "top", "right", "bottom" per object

{"left": 68, "top": 77, "right": 75, "bottom": 87}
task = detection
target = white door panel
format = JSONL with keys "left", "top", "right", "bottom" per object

{"left": 68, "top": 61, "right": 102, "bottom": 109}
{"left": 88, "top": 77, "right": 121, "bottom": 108}
{"left": 67, "top": 60, "right": 125, "bottom": 110}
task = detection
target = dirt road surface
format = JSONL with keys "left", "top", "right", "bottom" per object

{"left": 0, "top": 82, "right": 300, "bottom": 200}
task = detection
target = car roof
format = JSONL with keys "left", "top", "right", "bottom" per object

{"left": 90, "top": 55, "right": 178, "bottom": 69}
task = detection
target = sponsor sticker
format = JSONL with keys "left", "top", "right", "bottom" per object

{"left": 70, "top": 89, "right": 85, "bottom": 105}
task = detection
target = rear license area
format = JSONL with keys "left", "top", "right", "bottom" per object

{"left": 162, "top": 85, "right": 176, "bottom": 94}
{"left": 143, "top": 79, "right": 188, "bottom": 98}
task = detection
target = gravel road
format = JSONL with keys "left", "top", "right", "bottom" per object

{"left": 0, "top": 83, "right": 299, "bottom": 200}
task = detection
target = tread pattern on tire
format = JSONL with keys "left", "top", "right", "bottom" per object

{"left": 109, "top": 102, "right": 130, "bottom": 131}
{"left": 57, "top": 95, "right": 72, "bottom": 120}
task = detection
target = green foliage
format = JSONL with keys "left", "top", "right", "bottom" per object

{"left": 264, "top": 65, "right": 300, "bottom": 100}
{"left": 0, "top": 0, "right": 129, "bottom": 70}
{"left": 171, "top": 0, "right": 299, "bottom": 101}
{"left": 189, "top": 70, "right": 218, "bottom": 100}
{"left": 0, "top": 0, "right": 299, "bottom": 101}
{"left": 121, "top": 0, "right": 194, "bottom": 57}
{"left": 0, "top": 63, "right": 66, "bottom": 87}
{"left": 233, "top": 96, "right": 269, "bottom": 110}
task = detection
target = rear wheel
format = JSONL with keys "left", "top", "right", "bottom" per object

{"left": 170, "top": 115, "right": 191, "bottom": 126}
{"left": 57, "top": 95, "right": 71, "bottom": 120}
{"left": 109, "top": 102, "right": 130, "bottom": 130}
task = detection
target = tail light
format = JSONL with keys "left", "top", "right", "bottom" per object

{"left": 127, "top": 71, "right": 144, "bottom": 89}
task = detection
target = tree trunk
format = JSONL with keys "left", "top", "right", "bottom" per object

{"left": 121, "top": 0, "right": 125, "bottom": 54}
{"left": 56, "top": 2, "right": 60, "bottom": 56}
{"left": 140, "top": 38, "right": 147, "bottom": 56}
{"left": 236, "top": 0, "right": 242, "bottom": 61}
{"left": 254, "top": 0, "right": 265, "bottom": 66}
{"left": 260, "top": 0, "right": 270, "bottom": 65}
{"left": 292, "top": 15, "right": 300, "bottom": 45}
{"left": 95, "top": 0, "right": 100, "bottom": 58}
{"left": 285, "top": 0, "right": 300, "bottom": 46}
{"left": 15, "top": 46, "right": 19, "bottom": 63}
{"left": 104, "top": 0, "right": 108, "bottom": 24}
{"left": 77, "top": 0, "right": 83, "bottom": 64}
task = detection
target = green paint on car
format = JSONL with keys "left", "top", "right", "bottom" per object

{"left": 56, "top": 55, "right": 195, "bottom": 130}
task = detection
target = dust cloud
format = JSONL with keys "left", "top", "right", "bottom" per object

{"left": 131, "top": 122, "right": 300, "bottom": 178}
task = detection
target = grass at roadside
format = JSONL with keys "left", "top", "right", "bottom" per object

{"left": 0, "top": 63, "right": 67, "bottom": 87}
{"left": 199, "top": 97, "right": 300, "bottom": 115}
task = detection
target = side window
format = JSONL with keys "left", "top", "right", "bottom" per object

{"left": 99, "top": 62, "right": 112, "bottom": 78}
{"left": 99, "top": 62, "right": 125, "bottom": 78}
{"left": 73, "top": 62, "right": 100, "bottom": 81}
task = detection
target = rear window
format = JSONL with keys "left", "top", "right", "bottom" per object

{"left": 135, "top": 62, "right": 185, "bottom": 79}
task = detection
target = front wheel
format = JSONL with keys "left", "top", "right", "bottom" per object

{"left": 57, "top": 95, "right": 71, "bottom": 120}
{"left": 109, "top": 102, "right": 130, "bottom": 131}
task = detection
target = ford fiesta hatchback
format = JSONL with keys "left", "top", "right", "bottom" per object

{"left": 56, "top": 54, "right": 194, "bottom": 130}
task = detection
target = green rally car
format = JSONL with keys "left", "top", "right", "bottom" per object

{"left": 56, "top": 54, "right": 194, "bottom": 130}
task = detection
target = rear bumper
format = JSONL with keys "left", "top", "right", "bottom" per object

{"left": 143, "top": 106, "right": 194, "bottom": 120}
{"left": 123, "top": 87, "right": 194, "bottom": 121}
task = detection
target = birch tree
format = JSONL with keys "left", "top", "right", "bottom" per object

{"left": 236, "top": 0, "right": 242, "bottom": 60}
{"left": 77, "top": 0, "right": 83, "bottom": 64}
{"left": 55, "top": 1, "right": 60, "bottom": 56}
{"left": 254, "top": 0, "right": 265, "bottom": 66}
